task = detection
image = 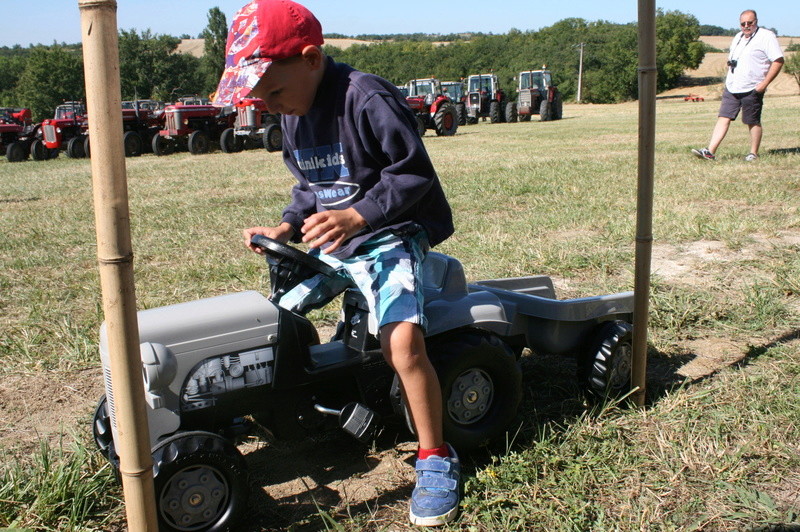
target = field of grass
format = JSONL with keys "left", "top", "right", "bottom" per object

{"left": 1, "top": 93, "right": 798, "bottom": 530}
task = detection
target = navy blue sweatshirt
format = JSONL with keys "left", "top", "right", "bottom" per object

{"left": 280, "top": 57, "right": 454, "bottom": 259}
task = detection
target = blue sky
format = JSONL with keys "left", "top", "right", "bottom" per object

{"left": 2, "top": 0, "right": 798, "bottom": 48}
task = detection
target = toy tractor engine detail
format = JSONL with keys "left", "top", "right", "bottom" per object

{"left": 516, "top": 69, "right": 562, "bottom": 122}
{"left": 404, "top": 78, "right": 458, "bottom": 137}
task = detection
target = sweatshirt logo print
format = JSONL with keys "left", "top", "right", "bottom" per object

{"left": 294, "top": 143, "right": 359, "bottom": 207}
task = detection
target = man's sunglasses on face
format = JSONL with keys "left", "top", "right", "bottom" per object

{"left": 741, "top": 20, "right": 757, "bottom": 27}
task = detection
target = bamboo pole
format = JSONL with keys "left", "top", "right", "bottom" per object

{"left": 78, "top": 1, "right": 158, "bottom": 529}
{"left": 632, "top": 0, "right": 657, "bottom": 407}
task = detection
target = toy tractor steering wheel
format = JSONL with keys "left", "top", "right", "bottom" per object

{"left": 250, "top": 235, "right": 336, "bottom": 301}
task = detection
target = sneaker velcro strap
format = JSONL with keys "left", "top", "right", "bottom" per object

{"left": 416, "top": 475, "right": 459, "bottom": 491}
{"left": 416, "top": 459, "right": 453, "bottom": 474}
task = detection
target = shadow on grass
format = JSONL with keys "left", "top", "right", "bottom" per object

{"left": 767, "top": 147, "right": 800, "bottom": 156}
{"left": 737, "top": 329, "right": 800, "bottom": 369}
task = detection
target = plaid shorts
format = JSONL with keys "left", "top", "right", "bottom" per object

{"left": 278, "top": 227, "right": 430, "bottom": 331}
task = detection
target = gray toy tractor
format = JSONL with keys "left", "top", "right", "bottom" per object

{"left": 92, "top": 235, "right": 633, "bottom": 531}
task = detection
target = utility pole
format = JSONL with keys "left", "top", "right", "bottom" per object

{"left": 576, "top": 42, "right": 585, "bottom": 103}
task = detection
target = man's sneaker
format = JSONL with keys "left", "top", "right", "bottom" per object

{"left": 409, "top": 444, "right": 461, "bottom": 526}
{"left": 744, "top": 153, "right": 759, "bottom": 161}
{"left": 691, "top": 148, "right": 715, "bottom": 160}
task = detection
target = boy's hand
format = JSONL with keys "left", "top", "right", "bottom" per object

{"left": 243, "top": 224, "right": 294, "bottom": 254}
{"left": 301, "top": 208, "right": 367, "bottom": 254}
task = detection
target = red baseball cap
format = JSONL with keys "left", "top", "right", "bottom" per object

{"left": 213, "top": 0, "right": 324, "bottom": 106}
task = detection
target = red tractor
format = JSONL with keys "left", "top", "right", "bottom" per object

{"left": 1, "top": 107, "right": 45, "bottom": 162}
{"left": 404, "top": 78, "right": 458, "bottom": 137}
{"left": 118, "top": 100, "right": 165, "bottom": 156}
{"left": 219, "top": 98, "right": 282, "bottom": 154}
{"left": 152, "top": 96, "right": 237, "bottom": 156}
{"left": 516, "top": 69, "right": 562, "bottom": 122}
{"left": 465, "top": 73, "right": 516, "bottom": 124}
{"left": 40, "top": 101, "right": 89, "bottom": 158}
{"left": 441, "top": 81, "right": 467, "bottom": 126}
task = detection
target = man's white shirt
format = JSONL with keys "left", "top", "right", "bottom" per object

{"left": 726, "top": 28, "right": 784, "bottom": 93}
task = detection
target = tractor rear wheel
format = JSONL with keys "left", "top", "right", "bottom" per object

{"left": 66, "top": 136, "right": 85, "bottom": 158}
{"left": 5, "top": 142, "right": 26, "bottom": 162}
{"left": 123, "top": 131, "right": 143, "bottom": 157}
{"left": 505, "top": 102, "right": 518, "bottom": 123}
{"left": 220, "top": 128, "right": 242, "bottom": 153}
{"left": 433, "top": 102, "right": 458, "bottom": 136}
{"left": 151, "top": 135, "right": 175, "bottom": 156}
{"left": 455, "top": 102, "right": 466, "bottom": 126}
{"left": 263, "top": 123, "right": 283, "bottom": 152}
{"left": 539, "top": 99, "right": 552, "bottom": 122}
{"left": 489, "top": 101, "right": 501, "bottom": 123}
{"left": 188, "top": 130, "right": 210, "bottom": 155}
{"left": 31, "top": 139, "right": 48, "bottom": 161}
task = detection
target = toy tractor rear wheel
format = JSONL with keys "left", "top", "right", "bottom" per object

{"left": 219, "top": 128, "right": 242, "bottom": 154}
{"left": 152, "top": 431, "right": 248, "bottom": 532}
{"left": 433, "top": 102, "right": 458, "bottom": 136}
{"left": 427, "top": 331, "right": 522, "bottom": 452}
{"left": 188, "top": 130, "right": 210, "bottom": 155}
{"left": 489, "top": 101, "right": 501, "bottom": 124}
{"left": 152, "top": 135, "right": 175, "bottom": 156}
{"left": 92, "top": 394, "right": 113, "bottom": 459}
{"left": 66, "top": 135, "right": 86, "bottom": 158}
{"left": 582, "top": 320, "right": 633, "bottom": 398}
{"left": 263, "top": 123, "right": 283, "bottom": 152}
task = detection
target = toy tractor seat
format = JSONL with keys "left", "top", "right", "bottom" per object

{"left": 422, "top": 252, "right": 469, "bottom": 301}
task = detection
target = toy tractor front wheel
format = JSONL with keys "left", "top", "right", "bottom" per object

{"left": 433, "top": 102, "right": 458, "bottom": 136}
{"left": 428, "top": 331, "right": 522, "bottom": 452}
{"left": 152, "top": 431, "right": 248, "bottom": 532}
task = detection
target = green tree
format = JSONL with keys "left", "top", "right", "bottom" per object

{"left": 656, "top": 10, "right": 705, "bottom": 91}
{"left": 200, "top": 7, "right": 228, "bottom": 94}
{"left": 118, "top": 29, "right": 204, "bottom": 102}
{"left": 13, "top": 45, "right": 84, "bottom": 121}
{"left": 0, "top": 54, "right": 27, "bottom": 106}
{"left": 783, "top": 52, "right": 800, "bottom": 93}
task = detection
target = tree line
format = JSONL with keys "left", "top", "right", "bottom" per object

{"left": 1, "top": 9, "right": 707, "bottom": 121}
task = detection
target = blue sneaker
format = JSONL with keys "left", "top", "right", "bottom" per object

{"left": 409, "top": 444, "right": 461, "bottom": 526}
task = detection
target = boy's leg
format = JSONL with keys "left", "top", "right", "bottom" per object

{"left": 379, "top": 321, "right": 442, "bottom": 450}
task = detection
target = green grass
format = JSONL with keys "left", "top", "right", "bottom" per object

{"left": 1, "top": 94, "right": 799, "bottom": 530}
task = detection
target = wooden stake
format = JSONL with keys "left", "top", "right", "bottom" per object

{"left": 78, "top": 1, "right": 158, "bottom": 529}
{"left": 633, "top": 0, "right": 657, "bottom": 407}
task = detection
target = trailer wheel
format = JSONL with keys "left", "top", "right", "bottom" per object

{"left": 123, "top": 131, "right": 143, "bottom": 157}
{"left": 505, "top": 102, "right": 518, "bottom": 123}
{"left": 489, "top": 101, "right": 501, "bottom": 123}
{"left": 433, "top": 102, "right": 458, "bottom": 136}
{"left": 428, "top": 331, "right": 522, "bottom": 452}
{"left": 583, "top": 321, "right": 633, "bottom": 398}
{"left": 152, "top": 431, "right": 248, "bottom": 532}
{"left": 188, "top": 130, "right": 210, "bottom": 155}
{"left": 263, "top": 123, "right": 283, "bottom": 152}
{"left": 152, "top": 135, "right": 175, "bottom": 156}
{"left": 539, "top": 99, "right": 552, "bottom": 122}
{"left": 66, "top": 136, "right": 86, "bottom": 158}
{"left": 219, "top": 128, "right": 242, "bottom": 153}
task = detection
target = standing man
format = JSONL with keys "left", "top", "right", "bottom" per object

{"left": 692, "top": 10, "right": 784, "bottom": 161}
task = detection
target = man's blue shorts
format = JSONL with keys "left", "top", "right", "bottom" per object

{"left": 278, "top": 227, "right": 430, "bottom": 332}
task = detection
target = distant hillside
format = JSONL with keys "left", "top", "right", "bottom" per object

{"left": 699, "top": 35, "right": 799, "bottom": 52}
{"left": 175, "top": 37, "right": 376, "bottom": 58}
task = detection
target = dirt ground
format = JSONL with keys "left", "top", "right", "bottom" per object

{"left": 3, "top": 229, "right": 799, "bottom": 529}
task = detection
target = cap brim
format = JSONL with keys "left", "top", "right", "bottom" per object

{"left": 212, "top": 59, "right": 272, "bottom": 106}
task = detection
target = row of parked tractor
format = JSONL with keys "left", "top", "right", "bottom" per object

{"left": 0, "top": 96, "right": 284, "bottom": 163}
{"left": 399, "top": 69, "right": 562, "bottom": 138}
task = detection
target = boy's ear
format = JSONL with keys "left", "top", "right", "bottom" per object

{"left": 300, "top": 45, "right": 323, "bottom": 70}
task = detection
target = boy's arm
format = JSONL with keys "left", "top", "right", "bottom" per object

{"left": 349, "top": 92, "right": 439, "bottom": 232}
